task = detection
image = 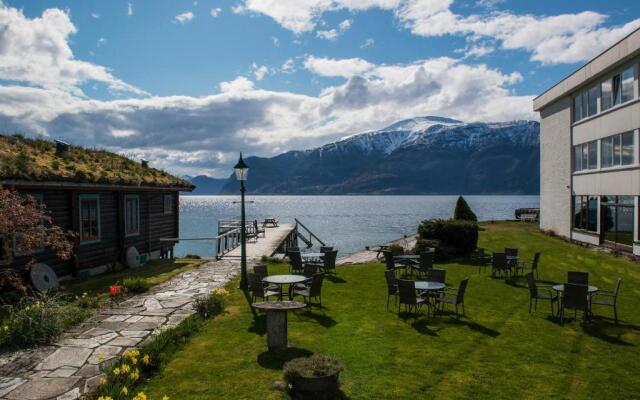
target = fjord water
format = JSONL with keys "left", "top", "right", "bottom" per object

{"left": 176, "top": 195, "right": 539, "bottom": 258}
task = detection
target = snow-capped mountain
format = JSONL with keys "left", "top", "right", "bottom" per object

{"left": 219, "top": 116, "right": 540, "bottom": 195}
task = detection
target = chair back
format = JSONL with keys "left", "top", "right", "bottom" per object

{"left": 383, "top": 251, "right": 395, "bottom": 270}
{"left": 309, "top": 273, "right": 325, "bottom": 297}
{"left": 612, "top": 278, "right": 622, "bottom": 298}
{"left": 323, "top": 250, "right": 338, "bottom": 271}
{"left": 289, "top": 251, "right": 304, "bottom": 272}
{"left": 320, "top": 246, "right": 334, "bottom": 252}
{"left": 303, "top": 264, "right": 318, "bottom": 277}
{"left": 568, "top": 271, "right": 588, "bottom": 286}
{"left": 563, "top": 283, "right": 588, "bottom": 310}
{"left": 397, "top": 279, "right": 417, "bottom": 306}
{"left": 492, "top": 252, "right": 507, "bottom": 268}
{"left": 253, "top": 264, "right": 268, "bottom": 279}
{"left": 456, "top": 278, "right": 469, "bottom": 303}
{"left": 385, "top": 270, "right": 397, "bottom": 295}
{"left": 419, "top": 251, "right": 434, "bottom": 270}
{"left": 248, "top": 273, "right": 264, "bottom": 297}
{"left": 525, "top": 272, "right": 537, "bottom": 297}
{"left": 531, "top": 252, "right": 541, "bottom": 269}
{"left": 428, "top": 268, "right": 446, "bottom": 284}
{"left": 505, "top": 248, "right": 518, "bottom": 258}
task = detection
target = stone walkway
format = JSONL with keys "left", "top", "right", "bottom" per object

{"left": 0, "top": 259, "right": 244, "bottom": 400}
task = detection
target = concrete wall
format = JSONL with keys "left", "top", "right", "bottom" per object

{"left": 573, "top": 100, "right": 640, "bottom": 144}
{"left": 539, "top": 97, "right": 572, "bottom": 237}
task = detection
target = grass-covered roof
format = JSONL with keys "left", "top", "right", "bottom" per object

{"left": 0, "top": 134, "right": 193, "bottom": 189}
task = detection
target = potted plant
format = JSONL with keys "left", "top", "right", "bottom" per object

{"left": 283, "top": 354, "right": 343, "bottom": 399}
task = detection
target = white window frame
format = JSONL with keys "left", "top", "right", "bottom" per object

{"left": 79, "top": 194, "right": 101, "bottom": 245}
{"left": 124, "top": 194, "right": 140, "bottom": 237}
{"left": 163, "top": 194, "right": 174, "bottom": 215}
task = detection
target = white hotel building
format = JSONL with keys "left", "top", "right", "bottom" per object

{"left": 534, "top": 27, "right": 640, "bottom": 254}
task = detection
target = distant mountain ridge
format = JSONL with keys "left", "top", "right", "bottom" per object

{"left": 219, "top": 116, "right": 540, "bottom": 195}
{"left": 182, "top": 175, "right": 227, "bottom": 195}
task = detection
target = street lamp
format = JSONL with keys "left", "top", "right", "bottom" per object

{"left": 234, "top": 153, "right": 249, "bottom": 290}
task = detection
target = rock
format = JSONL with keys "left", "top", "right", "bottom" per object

{"left": 56, "top": 387, "right": 81, "bottom": 400}
{"left": 75, "top": 364, "right": 100, "bottom": 378}
{"left": 36, "top": 348, "right": 92, "bottom": 370}
{"left": 0, "top": 377, "right": 26, "bottom": 397}
{"left": 88, "top": 346, "right": 121, "bottom": 364}
{"left": 5, "top": 377, "right": 80, "bottom": 400}
{"left": 272, "top": 380, "right": 288, "bottom": 391}
{"left": 83, "top": 373, "right": 106, "bottom": 393}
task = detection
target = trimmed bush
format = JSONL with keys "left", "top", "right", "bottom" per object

{"left": 417, "top": 219, "right": 478, "bottom": 260}
{"left": 386, "top": 243, "right": 404, "bottom": 256}
{"left": 453, "top": 196, "right": 477, "bottom": 221}
{"left": 122, "top": 277, "right": 150, "bottom": 294}
{"left": 283, "top": 354, "right": 343, "bottom": 381}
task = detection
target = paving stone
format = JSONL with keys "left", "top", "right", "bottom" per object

{"left": 98, "top": 321, "right": 130, "bottom": 331}
{"left": 0, "top": 377, "right": 26, "bottom": 397}
{"left": 139, "top": 316, "right": 166, "bottom": 324}
{"left": 107, "top": 337, "right": 141, "bottom": 347}
{"left": 88, "top": 346, "right": 122, "bottom": 365}
{"left": 143, "top": 298, "right": 163, "bottom": 310}
{"left": 103, "top": 315, "right": 130, "bottom": 322}
{"left": 77, "top": 328, "right": 113, "bottom": 339}
{"left": 125, "top": 315, "right": 143, "bottom": 323}
{"left": 120, "top": 330, "right": 150, "bottom": 338}
{"left": 140, "top": 308, "right": 175, "bottom": 316}
{"left": 167, "top": 314, "right": 187, "bottom": 325}
{"left": 29, "top": 371, "right": 50, "bottom": 378}
{"left": 100, "top": 307, "right": 144, "bottom": 315}
{"left": 47, "top": 367, "right": 78, "bottom": 378}
{"left": 5, "top": 377, "right": 80, "bottom": 400}
{"left": 127, "top": 322, "right": 162, "bottom": 331}
{"left": 75, "top": 364, "right": 100, "bottom": 378}
{"left": 36, "top": 348, "right": 92, "bottom": 370}
{"left": 83, "top": 373, "right": 105, "bottom": 394}
{"left": 56, "top": 387, "right": 81, "bottom": 400}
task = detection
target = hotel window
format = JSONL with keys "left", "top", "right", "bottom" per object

{"left": 621, "top": 66, "right": 635, "bottom": 103}
{"left": 602, "top": 196, "right": 635, "bottom": 247}
{"left": 573, "top": 196, "right": 598, "bottom": 232}
{"left": 573, "top": 86, "right": 599, "bottom": 122}
{"left": 601, "top": 131, "right": 634, "bottom": 168}
{"left": 79, "top": 195, "right": 100, "bottom": 243}
{"left": 573, "top": 141, "right": 597, "bottom": 172}
{"left": 601, "top": 73, "right": 622, "bottom": 111}
{"left": 163, "top": 194, "right": 173, "bottom": 215}
{"left": 125, "top": 195, "right": 140, "bottom": 237}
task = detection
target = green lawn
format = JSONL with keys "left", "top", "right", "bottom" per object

{"left": 141, "top": 222, "right": 640, "bottom": 399}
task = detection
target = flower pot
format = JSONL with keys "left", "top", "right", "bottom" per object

{"left": 109, "top": 285, "right": 122, "bottom": 297}
{"left": 289, "top": 371, "right": 340, "bottom": 400}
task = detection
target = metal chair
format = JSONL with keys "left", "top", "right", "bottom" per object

{"left": 491, "top": 253, "right": 509, "bottom": 278}
{"left": 472, "top": 247, "right": 492, "bottom": 273}
{"left": 248, "top": 273, "right": 279, "bottom": 303}
{"left": 288, "top": 251, "right": 304, "bottom": 274}
{"left": 292, "top": 273, "right": 325, "bottom": 307}
{"left": 525, "top": 272, "right": 557, "bottom": 316}
{"left": 397, "top": 279, "right": 426, "bottom": 315}
{"left": 435, "top": 278, "right": 469, "bottom": 318}
{"left": 427, "top": 268, "right": 446, "bottom": 284}
{"left": 416, "top": 251, "right": 434, "bottom": 278}
{"left": 385, "top": 269, "right": 398, "bottom": 310}
{"left": 320, "top": 246, "right": 334, "bottom": 252}
{"left": 253, "top": 264, "right": 268, "bottom": 279}
{"left": 320, "top": 250, "right": 338, "bottom": 274}
{"left": 591, "top": 278, "right": 622, "bottom": 324}
{"left": 303, "top": 264, "right": 318, "bottom": 278}
{"left": 568, "top": 271, "right": 588, "bottom": 286}
{"left": 518, "top": 253, "right": 540, "bottom": 278}
{"left": 559, "top": 283, "right": 589, "bottom": 325}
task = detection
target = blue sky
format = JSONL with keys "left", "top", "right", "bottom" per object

{"left": 1, "top": 0, "right": 639, "bottom": 176}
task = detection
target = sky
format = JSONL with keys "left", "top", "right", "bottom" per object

{"left": 1, "top": 0, "right": 639, "bottom": 178}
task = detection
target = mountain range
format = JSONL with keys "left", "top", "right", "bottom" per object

{"left": 182, "top": 175, "right": 227, "bottom": 195}
{"left": 215, "top": 116, "right": 540, "bottom": 195}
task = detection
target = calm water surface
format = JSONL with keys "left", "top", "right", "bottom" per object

{"left": 176, "top": 195, "right": 539, "bottom": 257}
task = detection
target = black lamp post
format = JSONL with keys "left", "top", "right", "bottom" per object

{"left": 234, "top": 153, "right": 249, "bottom": 290}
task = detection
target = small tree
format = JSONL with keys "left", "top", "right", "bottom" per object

{"left": 0, "top": 188, "right": 74, "bottom": 290}
{"left": 453, "top": 195, "right": 477, "bottom": 221}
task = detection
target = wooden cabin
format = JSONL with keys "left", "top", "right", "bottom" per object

{"left": 0, "top": 135, "right": 194, "bottom": 280}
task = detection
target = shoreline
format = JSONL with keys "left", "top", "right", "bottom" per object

{"left": 337, "top": 234, "right": 418, "bottom": 265}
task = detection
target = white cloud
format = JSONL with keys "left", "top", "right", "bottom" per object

{"left": 360, "top": 37, "right": 374, "bottom": 48}
{"left": 210, "top": 8, "right": 222, "bottom": 17}
{"left": 304, "top": 56, "right": 374, "bottom": 78}
{"left": 271, "top": 36, "right": 280, "bottom": 47}
{"left": 91, "top": 12, "right": 100, "bottom": 19}
{"left": 97, "top": 37, "right": 107, "bottom": 47}
{"left": 339, "top": 18, "right": 352, "bottom": 31}
{"left": 175, "top": 11, "right": 195, "bottom": 24}
{"left": 127, "top": 3, "right": 133, "bottom": 16}
{"left": 456, "top": 43, "right": 494, "bottom": 58}
{"left": 218, "top": 76, "right": 255, "bottom": 92}
{"left": 0, "top": 5, "right": 145, "bottom": 96}
{"left": 251, "top": 63, "right": 270, "bottom": 80}
{"left": 316, "top": 29, "right": 338, "bottom": 40}
{"left": 281, "top": 58, "right": 295, "bottom": 73}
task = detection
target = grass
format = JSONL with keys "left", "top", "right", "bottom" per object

{"left": 140, "top": 222, "right": 640, "bottom": 399}
{"left": 62, "top": 258, "right": 207, "bottom": 297}
{"left": 0, "top": 134, "right": 192, "bottom": 188}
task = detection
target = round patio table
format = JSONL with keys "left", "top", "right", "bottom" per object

{"left": 415, "top": 281, "right": 446, "bottom": 291}
{"left": 552, "top": 284, "right": 598, "bottom": 294}
{"left": 263, "top": 274, "right": 308, "bottom": 300}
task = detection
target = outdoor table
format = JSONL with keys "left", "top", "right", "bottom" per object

{"left": 415, "top": 281, "right": 446, "bottom": 314}
{"left": 252, "top": 301, "right": 306, "bottom": 351}
{"left": 263, "top": 218, "right": 279, "bottom": 227}
{"left": 263, "top": 274, "right": 308, "bottom": 300}
{"left": 552, "top": 284, "right": 598, "bottom": 294}
{"left": 301, "top": 252, "right": 324, "bottom": 263}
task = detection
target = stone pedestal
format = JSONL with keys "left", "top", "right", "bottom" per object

{"left": 253, "top": 301, "right": 306, "bottom": 351}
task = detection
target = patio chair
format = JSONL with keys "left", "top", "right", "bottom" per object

{"left": 472, "top": 247, "right": 492, "bottom": 273}
{"left": 249, "top": 273, "right": 279, "bottom": 303}
{"left": 416, "top": 251, "right": 434, "bottom": 278}
{"left": 320, "top": 246, "right": 334, "bottom": 252}
{"left": 517, "top": 252, "right": 540, "bottom": 278}
{"left": 435, "top": 278, "right": 469, "bottom": 318}
{"left": 302, "top": 264, "right": 319, "bottom": 278}
{"left": 491, "top": 253, "right": 510, "bottom": 278}
{"left": 559, "top": 283, "right": 589, "bottom": 325}
{"left": 427, "top": 268, "right": 446, "bottom": 284}
{"left": 320, "top": 250, "right": 338, "bottom": 274}
{"left": 525, "top": 272, "right": 557, "bottom": 316}
{"left": 289, "top": 251, "right": 304, "bottom": 274}
{"left": 385, "top": 269, "right": 398, "bottom": 310}
{"left": 591, "top": 278, "right": 622, "bottom": 324}
{"left": 292, "top": 273, "right": 325, "bottom": 307}
{"left": 505, "top": 247, "right": 518, "bottom": 258}
{"left": 253, "top": 264, "right": 268, "bottom": 279}
{"left": 568, "top": 271, "right": 588, "bottom": 286}
{"left": 397, "top": 279, "right": 426, "bottom": 315}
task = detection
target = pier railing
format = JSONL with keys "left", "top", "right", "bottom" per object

{"left": 214, "top": 227, "right": 241, "bottom": 260}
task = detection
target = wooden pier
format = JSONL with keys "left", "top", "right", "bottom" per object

{"left": 226, "top": 223, "right": 295, "bottom": 260}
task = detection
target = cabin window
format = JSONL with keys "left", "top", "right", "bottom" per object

{"left": 163, "top": 194, "right": 174, "bottom": 215}
{"left": 79, "top": 195, "right": 101, "bottom": 244}
{"left": 125, "top": 195, "right": 140, "bottom": 236}
{"left": 573, "top": 196, "right": 598, "bottom": 232}
{"left": 601, "top": 131, "right": 634, "bottom": 168}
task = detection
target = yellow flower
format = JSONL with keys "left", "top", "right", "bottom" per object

{"left": 99, "top": 378, "right": 107, "bottom": 385}
{"left": 2, "top": 325, "right": 8, "bottom": 332}
{"left": 121, "top": 364, "right": 131, "bottom": 373}
{"left": 130, "top": 369, "right": 140, "bottom": 381}
{"left": 112, "top": 367, "right": 121, "bottom": 376}
{"left": 132, "top": 392, "right": 147, "bottom": 400}
{"left": 98, "top": 352, "right": 106, "bottom": 362}
{"left": 120, "top": 386, "right": 128, "bottom": 395}
{"left": 97, "top": 397, "right": 113, "bottom": 400}
{"left": 162, "top": 396, "right": 170, "bottom": 400}
{"left": 141, "top": 354, "right": 150, "bottom": 365}
{"left": 131, "top": 357, "right": 138, "bottom": 365}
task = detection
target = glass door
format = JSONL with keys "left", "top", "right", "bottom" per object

{"left": 601, "top": 196, "right": 634, "bottom": 248}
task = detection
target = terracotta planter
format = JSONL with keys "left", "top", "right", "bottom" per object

{"left": 289, "top": 371, "right": 340, "bottom": 400}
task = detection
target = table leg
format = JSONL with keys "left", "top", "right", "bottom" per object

{"left": 266, "top": 310, "right": 288, "bottom": 351}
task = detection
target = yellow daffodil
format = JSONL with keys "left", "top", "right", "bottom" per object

{"left": 121, "top": 386, "right": 128, "bottom": 395}
{"left": 162, "top": 396, "right": 170, "bottom": 400}
{"left": 99, "top": 378, "right": 107, "bottom": 385}
{"left": 2, "top": 325, "right": 8, "bottom": 332}
{"left": 112, "top": 367, "right": 121, "bottom": 376}
{"left": 142, "top": 354, "right": 150, "bottom": 365}
{"left": 98, "top": 352, "right": 106, "bottom": 362}
{"left": 130, "top": 369, "right": 140, "bottom": 381}
{"left": 97, "top": 396, "right": 113, "bottom": 400}
{"left": 131, "top": 357, "right": 138, "bottom": 365}
{"left": 121, "top": 364, "right": 131, "bottom": 373}
{"left": 132, "top": 392, "right": 147, "bottom": 400}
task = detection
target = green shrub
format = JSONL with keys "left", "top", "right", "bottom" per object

{"left": 0, "top": 293, "right": 89, "bottom": 348}
{"left": 74, "top": 292, "right": 101, "bottom": 309}
{"left": 193, "top": 288, "right": 229, "bottom": 319}
{"left": 122, "top": 277, "right": 150, "bottom": 294}
{"left": 418, "top": 219, "right": 478, "bottom": 260}
{"left": 261, "top": 255, "right": 283, "bottom": 263}
{"left": 453, "top": 196, "right": 477, "bottom": 221}
{"left": 387, "top": 243, "right": 404, "bottom": 256}
{"left": 51, "top": 159, "right": 61, "bottom": 170}
{"left": 283, "top": 354, "right": 343, "bottom": 381}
